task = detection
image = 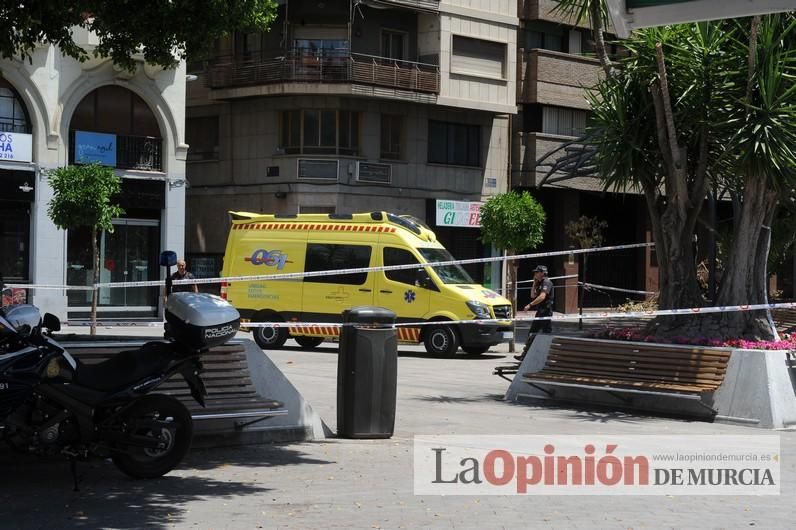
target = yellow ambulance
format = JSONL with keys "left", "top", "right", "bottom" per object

{"left": 220, "top": 211, "right": 513, "bottom": 355}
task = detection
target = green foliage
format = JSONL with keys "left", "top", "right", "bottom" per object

{"left": 588, "top": 22, "right": 740, "bottom": 194}
{"left": 47, "top": 163, "right": 124, "bottom": 232}
{"left": 565, "top": 215, "right": 608, "bottom": 249}
{"left": 587, "top": 16, "right": 796, "bottom": 197}
{"left": 718, "top": 14, "right": 796, "bottom": 191}
{"left": 1, "top": 1, "right": 278, "bottom": 71}
{"left": 479, "top": 191, "right": 546, "bottom": 253}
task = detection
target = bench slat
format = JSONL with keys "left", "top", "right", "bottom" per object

{"left": 535, "top": 367, "right": 723, "bottom": 387}
{"left": 544, "top": 358, "right": 727, "bottom": 378}
{"left": 551, "top": 341, "right": 732, "bottom": 360}
{"left": 527, "top": 372, "right": 712, "bottom": 393}
{"left": 547, "top": 349, "right": 730, "bottom": 367}
{"left": 543, "top": 355, "right": 727, "bottom": 374}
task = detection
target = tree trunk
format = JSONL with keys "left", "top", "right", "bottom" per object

{"left": 641, "top": 48, "right": 708, "bottom": 337}
{"left": 508, "top": 253, "right": 518, "bottom": 353}
{"left": 589, "top": 1, "right": 616, "bottom": 79}
{"left": 90, "top": 227, "right": 99, "bottom": 336}
{"left": 713, "top": 174, "right": 779, "bottom": 340}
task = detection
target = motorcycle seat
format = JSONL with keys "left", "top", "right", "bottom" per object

{"left": 73, "top": 341, "right": 179, "bottom": 392}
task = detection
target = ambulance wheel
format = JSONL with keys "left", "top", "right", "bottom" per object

{"left": 253, "top": 320, "right": 288, "bottom": 349}
{"left": 294, "top": 336, "right": 324, "bottom": 349}
{"left": 424, "top": 324, "right": 460, "bottom": 356}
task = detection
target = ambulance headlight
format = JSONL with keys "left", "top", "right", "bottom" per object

{"left": 466, "top": 301, "right": 491, "bottom": 319}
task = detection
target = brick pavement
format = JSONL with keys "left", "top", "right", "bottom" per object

{"left": 1, "top": 330, "right": 794, "bottom": 529}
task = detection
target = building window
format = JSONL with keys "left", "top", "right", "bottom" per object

{"left": 0, "top": 79, "right": 31, "bottom": 133}
{"left": 186, "top": 116, "right": 219, "bottom": 161}
{"left": 383, "top": 247, "right": 420, "bottom": 285}
{"left": 381, "top": 114, "right": 403, "bottom": 160}
{"left": 428, "top": 121, "right": 480, "bottom": 167}
{"left": 381, "top": 30, "right": 406, "bottom": 62}
{"left": 523, "top": 21, "right": 565, "bottom": 52}
{"left": 280, "top": 110, "right": 360, "bottom": 156}
{"left": 293, "top": 39, "right": 350, "bottom": 57}
{"left": 451, "top": 36, "right": 506, "bottom": 79}
{"left": 542, "top": 106, "right": 587, "bottom": 137}
{"left": 304, "top": 243, "right": 371, "bottom": 285}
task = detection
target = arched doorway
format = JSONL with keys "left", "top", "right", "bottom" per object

{"left": 0, "top": 78, "right": 34, "bottom": 287}
{"left": 66, "top": 86, "right": 165, "bottom": 319}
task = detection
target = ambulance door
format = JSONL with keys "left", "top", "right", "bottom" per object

{"left": 301, "top": 241, "right": 375, "bottom": 321}
{"left": 375, "top": 246, "right": 431, "bottom": 321}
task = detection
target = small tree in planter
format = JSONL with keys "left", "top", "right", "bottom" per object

{"left": 565, "top": 215, "right": 608, "bottom": 328}
{"left": 48, "top": 163, "right": 124, "bottom": 335}
{"left": 480, "top": 191, "right": 546, "bottom": 351}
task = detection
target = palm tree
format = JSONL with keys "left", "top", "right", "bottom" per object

{"left": 587, "top": 15, "right": 796, "bottom": 339}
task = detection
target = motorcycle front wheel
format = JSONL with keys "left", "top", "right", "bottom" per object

{"left": 111, "top": 394, "right": 193, "bottom": 479}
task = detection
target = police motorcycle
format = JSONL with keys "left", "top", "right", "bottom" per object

{"left": 0, "top": 276, "right": 239, "bottom": 484}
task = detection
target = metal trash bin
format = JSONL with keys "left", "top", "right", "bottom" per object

{"left": 336, "top": 306, "right": 398, "bottom": 439}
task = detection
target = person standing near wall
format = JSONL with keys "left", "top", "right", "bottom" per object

{"left": 163, "top": 258, "right": 198, "bottom": 303}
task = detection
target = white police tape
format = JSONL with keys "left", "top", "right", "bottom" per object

{"left": 5, "top": 283, "right": 94, "bottom": 291}
{"left": 61, "top": 241, "right": 653, "bottom": 290}
{"left": 515, "top": 274, "right": 578, "bottom": 285}
{"left": 581, "top": 282, "right": 658, "bottom": 296}
{"left": 65, "top": 300, "right": 796, "bottom": 329}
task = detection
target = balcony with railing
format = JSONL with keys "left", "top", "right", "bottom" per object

{"left": 518, "top": 49, "right": 601, "bottom": 109}
{"left": 374, "top": 0, "right": 440, "bottom": 11}
{"left": 69, "top": 131, "right": 163, "bottom": 172}
{"left": 206, "top": 49, "right": 440, "bottom": 98}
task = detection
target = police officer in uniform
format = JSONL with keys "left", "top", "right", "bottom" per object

{"left": 515, "top": 264, "right": 554, "bottom": 361}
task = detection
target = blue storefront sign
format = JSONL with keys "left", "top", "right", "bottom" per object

{"left": 75, "top": 131, "right": 117, "bottom": 166}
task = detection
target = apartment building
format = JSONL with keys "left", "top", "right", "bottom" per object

{"left": 513, "top": 1, "right": 795, "bottom": 307}
{"left": 512, "top": 0, "right": 655, "bottom": 311}
{"left": 0, "top": 32, "right": 188, "bottom": 319}
{"left": 184, "top": 0, "right": 518, "bottom": 287}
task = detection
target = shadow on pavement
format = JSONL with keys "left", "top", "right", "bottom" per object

{"left": 397, "top": 351, "right": 506, "bottom": 360}
{"left": 182, "top": 442, "right": 334, "bottom": 472}
{"left": 414, "top": 393, "right": 505, "bottom": 404}
{"left": 0, "top": 443, "right": 332, "bottom": 529}
{"left": 505, "top": 398, "right": 702, "bottom": 426}
{"left": 279, "top": 343, "right": 508, "bottom": 361}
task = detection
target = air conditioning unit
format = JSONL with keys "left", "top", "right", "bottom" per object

{"left": 356, "top": 161, "right": 391, "bottom": 184}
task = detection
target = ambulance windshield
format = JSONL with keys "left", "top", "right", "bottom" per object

{"left": 418, "top": 248, "right": 474, "bottom": 284}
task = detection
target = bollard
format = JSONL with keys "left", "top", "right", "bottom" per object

{"left": 336, "top": 306, "right": 398, "bottom": 439}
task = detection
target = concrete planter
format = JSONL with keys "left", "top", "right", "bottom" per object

{"left": 505, "top": 335, "right": 796, "bottom": 429}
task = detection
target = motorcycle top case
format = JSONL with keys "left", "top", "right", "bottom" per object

{"left": 165, "top": 292, "right": 240, "bottom": 350}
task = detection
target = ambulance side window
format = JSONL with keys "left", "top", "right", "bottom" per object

{"left": 305, "top": 243, "right": 371, "bottom": 285}
{"left": 383, "top": 247, "right": 419, "bottom": 286}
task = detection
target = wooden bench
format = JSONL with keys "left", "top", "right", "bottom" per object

{"left": 773, "top": 308, "right": 796, "bottom": 336}
{"left": 64, "top": 340, "right": 287, "bottom": 435}
{"left": 522, "top": 337, "right": 732, "bottom": 413}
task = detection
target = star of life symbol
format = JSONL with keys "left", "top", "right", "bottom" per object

{"left": 404, "top": 289, "right": 416, "bottom": 303}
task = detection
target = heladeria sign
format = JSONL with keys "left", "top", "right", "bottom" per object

{"left": 435, "top": 200, "right": 483, "bottom": 228}
{"left": 0, "top": 132, "right": 33, "bottom": 162}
